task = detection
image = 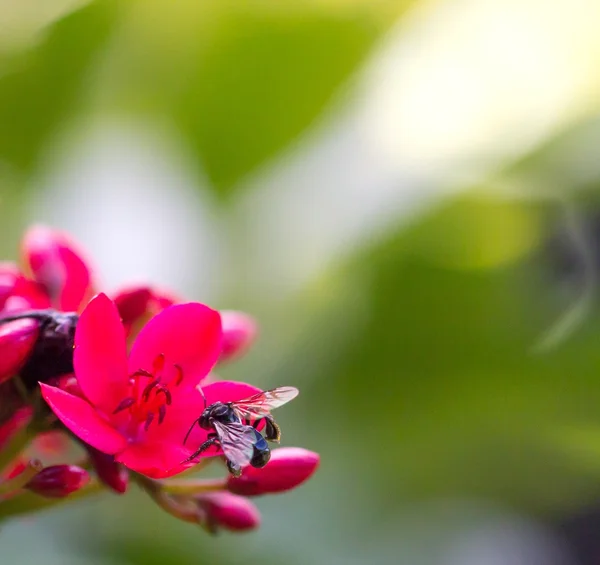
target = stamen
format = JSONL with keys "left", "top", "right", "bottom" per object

{"left": 173, "top": 364, "right": 184, "bottom": 386}
{"left": 144, "top": 412, "right": 154, "bottom": 431}
{"left": 156, "top": 386, "right": 172, "bottom": 405}
{"left": 113, "top": 397, "right": 136, "bottom": 414}
{"left": 142, "top": 378, "right": 161, "bottom": 401}
{"left": 158, "top": 405, "right": 167, "bottom": 425}
{"left": 131, "top": 369, "right": 153, "bottom": 379}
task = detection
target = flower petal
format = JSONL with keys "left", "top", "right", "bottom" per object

{"left": 201, "top": 380, "right": 263, "bottom": 406}
{"left": 74, "top": 293, "right": 129, "bottom": 414}
{"left": 21, "top": 225, "right": 93, "bottom": 311}
{"left": 40, "top": 384, "right": 127, "bottom": 454}
{"left": 8, "top": 277, "right": 52, "bottom": 309}
{"left": 128, "top": 303, "right": 221, "bottom": 389}
{"left": 116, "top": 441, "right": 192, "bottom": 479}
{"left": 113, "top": 285, "right": 180, "bottom": 340}
{"left": 0, "top": 263, "right": 21, "bottom": 309}
{"left": 219, "top": 310, "right": 258, "bottom": 362}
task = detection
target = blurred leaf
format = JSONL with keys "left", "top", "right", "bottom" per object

{"left": 0, "top": 0, "right": 117, "bottom": 173}
{"left": 408, "top": 192, "right": 543, "bottom": 270}
{"left": 174, "top": 7, "right": 382, "bottom": 195}
{"left": 274, "top": 193, "right": 600, "bottom": 516}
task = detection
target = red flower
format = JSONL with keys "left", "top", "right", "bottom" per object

{"left": 40, "top": 293, "right": 224, "bottom": 479}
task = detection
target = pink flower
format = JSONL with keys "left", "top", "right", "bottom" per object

{"left": 227, "top": 447, "right": 320, "bottom": 496}
{"left": 40, "top": 293, "right": 224, "bottom": 479}
{"left": 21, "top": 225, "right": 93, "bottom": 312}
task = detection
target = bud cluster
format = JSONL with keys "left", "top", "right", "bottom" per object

{"left": 0, "top": 226, "right": 319, "bottom": 533}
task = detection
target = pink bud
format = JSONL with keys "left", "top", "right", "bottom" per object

{"left": 21, "top": 225, "right": 93, "bottom": 312}
{"left": 25, "top": 465, "right": 89, "bottom": 498}
{"left": 227, "top": 447, "right": 319, "bottom": 496}
{"left": 113, "top": 285, "right": 179, "bottom": 334}
{"left": 86, "top": 446, "right": 129, "bottom": 494}
{"left": 219, "top": 310, "right": 258, "bottom": 362}
{"left": 0, "top": 319, "right": 39, "bottom": 385}
{"left": 197, "top": 492, "right": 261, "bottom": 532}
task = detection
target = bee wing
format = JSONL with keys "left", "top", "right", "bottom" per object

{"left": 231, "top": 386, "right": 299, "bottom": 420}
{"left": 212, "top": 420, "right": 257, "bottom": 468}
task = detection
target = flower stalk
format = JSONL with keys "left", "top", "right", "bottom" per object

{"left": 0, "top": 459, "right": 43, "bottom": 495}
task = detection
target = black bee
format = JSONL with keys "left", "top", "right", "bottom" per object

{"left": 182, "top": 387, "right": 299, "bottom": 477}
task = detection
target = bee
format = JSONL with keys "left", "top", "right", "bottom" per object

{"left": 182, "top": 387, "right": 299, "bottom": 477}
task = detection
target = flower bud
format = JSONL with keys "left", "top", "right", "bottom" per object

{"left": 0, "top": 319, "right": 39, "bottom": 385}
{"left": 219, "top": 311, "right": 258, "bottom": 362}
{"left": 21, "top": 225, "right": 92, "bottom": 311}
{"left": 227, "top": 447, "right": 319, "bottom": 496}
{"left": 25, "top": 465, "right": 89, "bottom": 498}
{"left": 86, "top": 446, "right": 129, "bottom": 494}
{"left": 113, "top": 285, "right": 178, "bottom": 335}
{"left": 197, "top": 492, "right": 261, "bottom": 532}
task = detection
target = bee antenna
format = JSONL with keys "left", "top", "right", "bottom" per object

{"left": 183, "top": 419, "right": 197, "bottom": 446}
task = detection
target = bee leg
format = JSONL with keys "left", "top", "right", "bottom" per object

{"left": 247, "top": 417, "right": 261, "bottom": 429}
{"left": 246, "top": 416, "right": 280, "bottom": 442}
{"left": 263, "top": 415, "right": 281, "bottom": 443}
{"left": 181, "top": 434, "right": 220, "bottom": 464}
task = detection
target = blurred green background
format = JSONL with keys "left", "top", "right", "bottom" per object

{"left": 3, "top": 0, "right": 600, "bottom": 563}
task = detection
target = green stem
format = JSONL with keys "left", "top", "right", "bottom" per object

{"left": 133, "top": 474, "right": 201, "bottom": 524}
{"left": 160, "top": 478, "right": 226, "bottom": 495}
{"left": 0, "top": 460, "right": 42, "bottom": 496}
{"left": 0, "top": 479, "right": 103, "bottom": 522}
{"left": 0, "top": 425, "right": 34, "bottom": 474}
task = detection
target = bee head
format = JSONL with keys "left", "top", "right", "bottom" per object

{"left": 200, "top": 402, "right": 228, "bottom": 428}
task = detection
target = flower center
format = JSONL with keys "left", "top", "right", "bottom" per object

{"left": 112, "top": 353, "right": 183, "bottom": 435}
